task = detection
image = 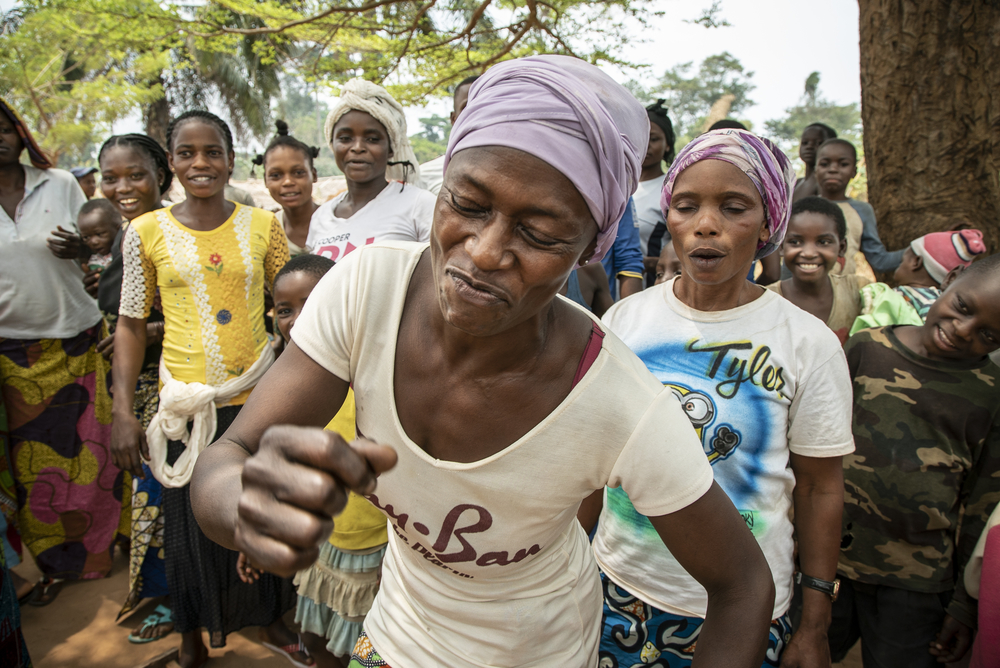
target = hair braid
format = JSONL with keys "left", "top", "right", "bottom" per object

{"left": 98, "top": 133, "right": 173, "bottom": 194}
{"left": 260, "top": 119, "right": 321, "bottom": 171}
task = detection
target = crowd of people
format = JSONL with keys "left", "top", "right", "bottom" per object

{"left": 0, "top": 52, "right": 998, "bottom": 668}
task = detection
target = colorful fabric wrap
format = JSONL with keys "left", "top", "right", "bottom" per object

{"left": 0, "top": 325, "right": 129, "bottom": 580}
{"left": 599, "top": 572, "right": 792, "bottom": 667}
{"left": 662, "top": 129, "right": 796, "bottom": 260}
{"left": 349, "top": 632, "right": 392, "bottom": 667}
{"left": 0, "top": 538, "right": 32, "bottom": 668}
{"left": 324, "top": 79, "right": 420, "bottom": 185}
{"left": 446, "top": 55, "right": 648, "bottom": 262}
{"left": 0, "top": 97, "right": 52, "bottom": 169}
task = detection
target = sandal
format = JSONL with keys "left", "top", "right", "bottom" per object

{"left": 27, "top": 576, "right": 65, "bottom": 606}
{"left": 128, "top": 604, "right": 175, "bottom": 644}
{"left": 261, "top": 633, "right": 315, "bottom": 668}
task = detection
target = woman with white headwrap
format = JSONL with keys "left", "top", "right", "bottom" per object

{"left": 587, "top": 129, "right": 854, "bottom": 668}
{"left": 305, "top": 79, "right": 435, "bottom": 261}
{"left": 192, "top": 56, "right": 774, "bottom": 668}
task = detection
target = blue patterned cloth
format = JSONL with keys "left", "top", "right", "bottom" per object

{"left": 599, "top": 572, "right": 791, "bottom": 667}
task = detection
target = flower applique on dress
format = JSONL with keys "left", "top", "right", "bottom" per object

{"left": 205, "top": 253, "right": 223, "bottom": 276}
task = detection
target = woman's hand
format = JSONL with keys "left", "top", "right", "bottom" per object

{"left": 47, "top": 226, "right": 82, "bottom": 259}
{"left": 111, "top": 412, "right": 149, "bottom": 479}
{"left": 97, "top": 333, "right": 115, "bottom": 361}
{"left": 145, "top": 321, "right": 164, "bottom": 348}
{"left": 233, "top": 425, "right": 397, "bottom": 578}
{"left": 780, "top": 625, "right": 831, "bottom": 668}
{"left": 82, "top": 265, "right": 101, "bottom": 297}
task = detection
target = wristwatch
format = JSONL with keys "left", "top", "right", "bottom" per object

{"left": 795, "top": 572, "right": 840, "bottom": 601}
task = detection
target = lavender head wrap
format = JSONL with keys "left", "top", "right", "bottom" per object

{"left": 445, "top": 55, "right": 648, "bottom": 262}
{"left": 661, "top": 129, "right": 796, "bottom": 260}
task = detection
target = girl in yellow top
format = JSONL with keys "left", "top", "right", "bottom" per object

{"left": 266, "top": 253, "right": 388, "bottom": 665}
{"left": 111, "top": 111, "right": 308, "bottom": 668}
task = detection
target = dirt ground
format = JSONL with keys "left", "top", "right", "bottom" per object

{"left": 14, "top": 545, "right": 865, "bottom": 668}
{"left": 14, "top": 548, "right": 316, "bottom": 668}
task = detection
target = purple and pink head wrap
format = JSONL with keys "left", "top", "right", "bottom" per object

{"left": 662, "top": 129, "right": 796, "bottom": 260}
{"left": 445, "top": 55, "right": 648, "bottom": 262}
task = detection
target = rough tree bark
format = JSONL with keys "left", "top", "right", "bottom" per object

{"left": 143, "top": 78, "right": 170, "bottom": 148}
{"left": 858, "top": 0, "right": 1000, "bottom": 253}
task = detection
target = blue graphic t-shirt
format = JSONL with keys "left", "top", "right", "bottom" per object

{"left": 592, "top": 278, "right": 854, "bottom": 619}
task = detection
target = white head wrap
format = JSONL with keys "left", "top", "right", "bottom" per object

{"left": 324, "top": 79, "right": 420, "bottom": 184}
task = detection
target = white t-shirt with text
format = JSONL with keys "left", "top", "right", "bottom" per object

{"left": 306, "top": 183, "right": 434, "bottom": 261}
{"left": 593, "top": 279, "right": 855, "bottom": 619}
{"left": 291, "top": 243, "right": 714, "bottom": 667}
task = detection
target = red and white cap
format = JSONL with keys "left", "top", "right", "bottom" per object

{"left": 910, "top": 229, "right": 986, "bottom": 283}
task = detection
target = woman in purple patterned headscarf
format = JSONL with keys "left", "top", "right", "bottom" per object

{"left": 592, "top": 130, "right": 852, "bottom": 668}
{"left": 662, "top": 128, "right": 796, "bottom": 261}
{"left": 192, "top": 56, "right": 776, "bottom": 668}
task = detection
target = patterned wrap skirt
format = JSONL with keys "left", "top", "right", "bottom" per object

{"left": 0, "top": 324, "right": 129, "bottom": 579}
{"left": 0, "top": 535, "right": 32, "bottom": 667}
{"left": 118, "top": 366, "right": 168, "bottom": 617}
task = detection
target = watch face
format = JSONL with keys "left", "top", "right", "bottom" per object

{"left": 831, "top": 578, "right": 841, "bottom": 601}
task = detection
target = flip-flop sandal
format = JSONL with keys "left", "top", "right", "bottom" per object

{"left": 27, "top": 577, "right": 65, "bottom": 607}
{"left": 128, "top": 604, "right": 175, "bottom": 644}
{"left": 261, "top": 633, "right": 315, "bottom": 668}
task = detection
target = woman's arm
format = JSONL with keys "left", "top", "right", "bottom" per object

{"left": 111, "top": 315, "right": 150, "bottom": 477}
{"left": 649, "top": 482, "right": 775, "bottom": 668}
{"left": 190, "top": 343, "right": 396, "bottom": 574}
{"left": 780, "top": 454, "right": 844, "bottom": 668}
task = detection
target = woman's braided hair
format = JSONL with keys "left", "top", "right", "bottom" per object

{"left": 98, "top": 133, "right": 173, "bottom": 194}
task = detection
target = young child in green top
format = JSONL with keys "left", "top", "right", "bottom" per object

{"left": 830, "top": 253, "right": 1000, "bottom": 668}
{"left": 849, "top": 228, "right": 986, "bottom": 336}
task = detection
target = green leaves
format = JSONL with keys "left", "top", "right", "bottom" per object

{"left": 3, "top": 0, "right": 661, "bottom": 162}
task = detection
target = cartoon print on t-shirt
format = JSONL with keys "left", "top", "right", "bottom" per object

{"left": 667, "top": 383, "right": 742, "bottom": 464}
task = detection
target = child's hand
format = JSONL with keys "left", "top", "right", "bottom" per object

{"left": 97, "top": 333, "right": 115, "bottom": 361}
{"left": 81, "top": 264, "right": 101, "bottom": 297}
{"left": 929, "top": 614, "right": 971, "bottom": 663}
{"left": 47, "top": 226, "right": 82, "bottom": 259}
{"left": 237, "top": 551, "right": 263, "bottom": 583}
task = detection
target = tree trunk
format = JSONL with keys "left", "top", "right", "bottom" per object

{"left": 143, "top": 78, "right": 170, "bottom": 148}
{"left": 858, "top": 0, "right": 1000, "bottom": 254}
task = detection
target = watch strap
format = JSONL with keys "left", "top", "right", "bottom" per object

{"left": 795, "top": 572, "right": 840, "bottom": 601}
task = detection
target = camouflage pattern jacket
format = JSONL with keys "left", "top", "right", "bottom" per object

{"left": 839, "top": 327, "right": 1000, "bottom": 628}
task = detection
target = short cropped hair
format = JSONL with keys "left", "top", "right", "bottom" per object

{"left": 789, "top": 196, "right": 847, "bottom": 241}
{"left": 961, "top": 252, "right": 1000, "bottom": 281}
{"left": 273, "top": 253, "right": 336, "bottom": 288}
{"left": 79, "top": 198, "right": 121, "bottom": 225}
{"left": 818, "top": 138, "right": 857, "bottom": 163}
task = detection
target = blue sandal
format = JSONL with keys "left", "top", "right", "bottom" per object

{"left": 128, "top": 604, "right": 174, "bottom": 644}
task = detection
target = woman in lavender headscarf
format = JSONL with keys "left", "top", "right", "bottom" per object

{"left": 585, "top": 129, "right": 854, "bottom": 668}
{"left": 190, "top": 58, "right": 774, "bottom": 668}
